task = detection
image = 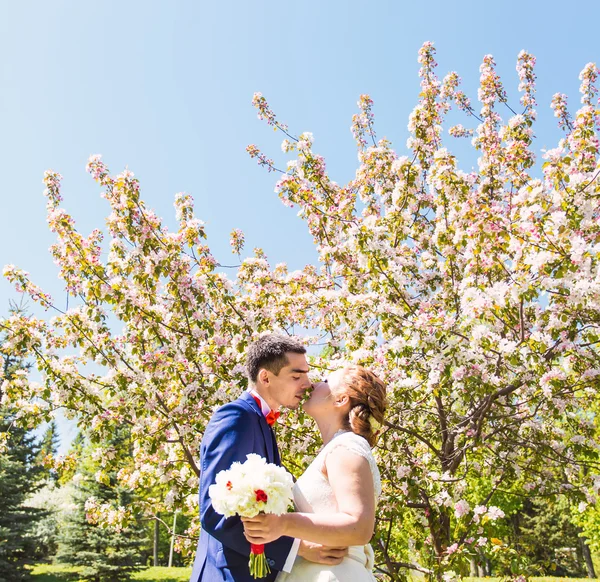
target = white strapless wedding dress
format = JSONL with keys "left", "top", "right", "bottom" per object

{"left": 276, "top": 431, "right": 381, "bottom": 582}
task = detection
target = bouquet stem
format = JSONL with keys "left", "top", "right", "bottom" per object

{"left": 249, "top": 543, "right": 270, "bottom": 578}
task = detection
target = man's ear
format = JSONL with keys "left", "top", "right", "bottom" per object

{"left": 258, "top": 368, "right": 270, "bottom": 385}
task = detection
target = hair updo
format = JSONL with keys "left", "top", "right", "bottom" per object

{"left": 338, "top": 365, "right": 387, "bottom": 447}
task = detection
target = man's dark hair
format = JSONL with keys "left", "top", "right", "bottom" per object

{"left": 246, "top": 333, "right": 307, "bottom": 382}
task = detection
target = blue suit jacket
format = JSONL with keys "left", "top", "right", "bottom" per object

{"left": 190, "top": 391, "right": 295, "bottom": 582}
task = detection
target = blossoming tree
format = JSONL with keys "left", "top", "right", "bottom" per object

{"left": 2, "top": 43, "right": 600, "bottom": 579}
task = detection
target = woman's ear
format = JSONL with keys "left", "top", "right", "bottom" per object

{"left": 335, "top": 393, "right": 350, "bottom": 407}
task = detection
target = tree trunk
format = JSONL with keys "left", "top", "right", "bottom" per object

{"left": 580, "top": 536, "right": 596, "bottom": 578}
{"left": 153, "top": 515, "right": 160, "bottom": 567}
{"left": 168, "top": 512, "right": 178, "bottom": 568}
{"left": 475, "top": 551, "right": 485, "bottom": 577}
{"left": 484, "top": 557, "right": 492, "bottom": 576}
{"left": 469, "top": 558, "right": 478, "bottom": 577}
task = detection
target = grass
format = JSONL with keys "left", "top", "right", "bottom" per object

{"left": 465, "top": 579, "right": 595, "bottom": 582}
{"left": 30, "top": 564, "right": 598, "bottom": 582}
{"left": 131, "top": 567, "right": 191, "bottom": 582}
{"left": 28, "top": 564, "right": 192, "bottom": 582}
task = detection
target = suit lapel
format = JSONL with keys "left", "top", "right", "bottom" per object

{"left": 271, "top": 428, "right": 281, "bottom": 465}
{"left": 239, "top": 391, "right": 276, "bottom": 464}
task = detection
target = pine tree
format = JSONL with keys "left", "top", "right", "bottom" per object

{"left": 0, "top": 304, "right": 46, "bottom": 581}
{"left": 27, "top": 421, "right": 63, "bottom": 561}
{"left": 36, "top": 421, "right": 60, "bottom": 480}
{"left": 55, "top": 429, "right": 147, "bottom": 582}
{"left": 513, "top": 496, "right": 588, "bottom": 577}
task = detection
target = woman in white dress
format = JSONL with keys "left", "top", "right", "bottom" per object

{"left": 242, "top": 365, "right": 387, "bottom": 582}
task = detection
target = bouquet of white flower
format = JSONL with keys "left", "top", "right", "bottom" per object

{"left": 208, "top": 453, "right": 294, "bottom": 578}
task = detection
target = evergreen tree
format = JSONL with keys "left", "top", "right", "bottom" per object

{"left": 0, "top": 304, "right": 46, "bottom": 581}
{"left": 511, "top": 496, "right": 588, "bottom": 577}
{"left": 25, "top": 420, "right": 64, "bottom": 561}
{"left": 36, "top": 421, "right": 60, "bottom": 480}
{"left": 56, "top": 429, "right": 147, "bottom": 582}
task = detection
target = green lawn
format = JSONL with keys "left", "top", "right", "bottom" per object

{"left": 30, "top": 564, "right": 598, "bottom": 582}
{"left": 131, "top": 567, "right": 191, "bottom": 582}
{"left": 29, "top": 564, "right": 192, "bottom": 582}
{"left": 465, "top": 579, "right": 595, "bottom": 582}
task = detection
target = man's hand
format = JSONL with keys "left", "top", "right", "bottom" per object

{"left": 297, "top": 540, "right": 348, "bottom": 565}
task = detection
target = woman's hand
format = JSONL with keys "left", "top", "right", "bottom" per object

{"left": 241, "top": 513, "right": 287, "bottom": 545}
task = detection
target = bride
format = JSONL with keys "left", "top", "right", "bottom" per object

{"left": 242, "top": 364, "right": 387, "bottom": 581}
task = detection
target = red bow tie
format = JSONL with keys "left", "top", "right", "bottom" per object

{"left": 265, "top": 410, "right": 280, "bottom": 426}
{"left": 252, "top": 395, "right": 280, "bottom": 426}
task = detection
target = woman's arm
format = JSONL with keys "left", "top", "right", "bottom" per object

{"left": 243, "top": 447, "right": 375, "bottom": 547}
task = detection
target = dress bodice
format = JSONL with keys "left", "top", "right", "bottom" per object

{"left": 279, "top": 431, "right": 381, "bottom": 577}
{"left": 292, "top": 430, "right": 382, "bottom": 515}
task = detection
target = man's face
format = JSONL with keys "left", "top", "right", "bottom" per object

{"left": 264, "top": 352, "right": 312, "bottom": 410}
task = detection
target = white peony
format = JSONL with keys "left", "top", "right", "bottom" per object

{"left": 209, "top": 454, "right": 294, "bottom": 519}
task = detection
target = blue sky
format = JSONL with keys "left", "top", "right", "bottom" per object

{"left": 1, "top": 0, "right": 598, "bottom": 451}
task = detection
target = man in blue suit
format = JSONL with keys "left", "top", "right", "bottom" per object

{"left": 190, "top": 333, "right": 347, "bottom": 581}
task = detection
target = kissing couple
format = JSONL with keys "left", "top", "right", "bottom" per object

{"left": 189, "top": 333, "right": 387, "bottom": 582}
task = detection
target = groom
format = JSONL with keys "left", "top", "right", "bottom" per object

{"left": 190, "top": 333, "right": 347, "bottom": 582}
